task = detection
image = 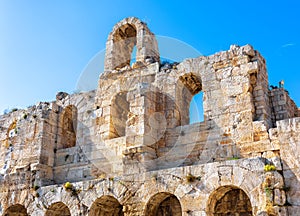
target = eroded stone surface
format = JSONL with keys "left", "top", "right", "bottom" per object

{"left": 0, "top": 17, "right": 299, "bottom": 216}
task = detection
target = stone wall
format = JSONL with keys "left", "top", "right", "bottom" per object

{"left": 270, "top": 88, "right": 299, "bottom": 126}
{"left": 276, "top": 118, "right": 300, "bottom": 215}
{"left": 0, "top": 158, "right": 273, "bottom": 216}
{"left": 0, "top": 17, "right": 299, "bottom": 215}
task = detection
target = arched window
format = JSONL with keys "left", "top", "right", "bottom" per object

{"left": 89, "top": 195, "right": 123, "bottom": 216}
{"left": 60, "top": 105, "right": 77, "bottom": 149}
{"left": 4, "top": 204, "right": 28, "bottom": 216}
{"left": 145, "top": 192, "right": 182, "bottom": 216}
{"left": 110, "top": 92, "right": 129, "bottom": 139}
{"left": 177, "top": 73, "right": 203, "bottom": 125}
{"left": 45, "top": 202, "right": 71, "bottom": 216}
{"left": 104, "top": 17, "right": 160, "bottom": 72}
{"left": 207, "top": 186, "right": 252, "bottom": 216}
{"left": 112, "top": 24, "right": 137, "bottom": 69}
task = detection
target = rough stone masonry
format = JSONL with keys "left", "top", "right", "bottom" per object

{"left": 0, "top": 17, "right": 300, "bottom": 216}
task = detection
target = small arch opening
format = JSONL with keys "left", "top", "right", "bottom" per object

{"left": 60, "top": 105, "right": 77, "bottom": 149}
{"left": 207, "top": 186, "right": 252, "bottom": 216}
{"left": 7, "top": 120, "right": 17, "bottom": 139}
{"left": 110, "top": 92, "right": 129, "bottom": 139}
{"left": 112, "top": 24, "right": 137, "bottom": 69}
{"left": 145, "top": 192, "right": 182, "bottom": 216}
{"left": 4, "top": 204, "right": 28, "bottom": 216}
{"left": 45, "top": 202, "right": 71, "bottom": 216}
{"left": 2, "top": 120, "right": 18, "bottom": 149}
{"left": 89, "top": 195, "right": 123, "bottom": 216}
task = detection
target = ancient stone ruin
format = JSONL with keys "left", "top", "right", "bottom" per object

{"left": 0, "top": 17, "right": 300, "bottom": 215}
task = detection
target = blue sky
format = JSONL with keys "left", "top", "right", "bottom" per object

{"left": 0, "top": 0, "right": 299, "bottom": 117}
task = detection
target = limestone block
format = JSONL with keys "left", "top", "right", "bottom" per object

{"left": 174, "top": 184, "right": 193, "bottom": 198}
{"left": 273, "top": 206, "right": 288, "bottom": 216}
{"left": 274, "top": 188, "right": 286, "bottom": 206}
{"left": 241, "top": 44, "right": 255, "bottom": 57}
{"left": 287, "top": 207, "right": 300, "bottom": 216}
{"left": 283, "top": 168, "right": 300, "bottom": 205}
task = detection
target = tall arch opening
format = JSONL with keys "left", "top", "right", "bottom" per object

{"left": 110, "top": 92, "right": 129, "bottom": 139}
{"left": 60, "top": 105, "right": 78, "bottom": 149}
{"left": 4, "top": 204, "right": 28, "bottom": 216}
{"left": 112, "top": 24, "right": 137, "bottom": 69}
{"left": 145, "top": 192, "right": 182, "bottom": 216}
{"left": 189, "top": 91, "right": 204, "bottom": 124}
{"left": 89, "top": 195, "right": 123, "bottom": 216}
{"left": 130, "top": 45, "right": 137, "bottom": 66}
{"left": 45, "top": 202, "right": 71, "bottom": 216}
{"left": 207, "top": 186, "right": 252, "bottom": 216}
{"left": 177, "top": 73, "right": 203, "bottom": 125}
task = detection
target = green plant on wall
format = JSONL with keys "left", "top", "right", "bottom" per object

{"left": 64, "top": 182, "right": 73, "bottom": 190}
{"left": 264, "top": 186, "right": 273, "bottom": 198}
{"left": 228, "top": 156, "right": 240, "bottom": 160}
{"left": 264, "top": 164, "right": 276, "bottom": 172}
{"left": 64, "top": 182, "right": 81, "bottom": 197}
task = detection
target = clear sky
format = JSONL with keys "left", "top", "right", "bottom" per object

{"left": 0, "top": 0, "right": 299, "bottom": 115}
